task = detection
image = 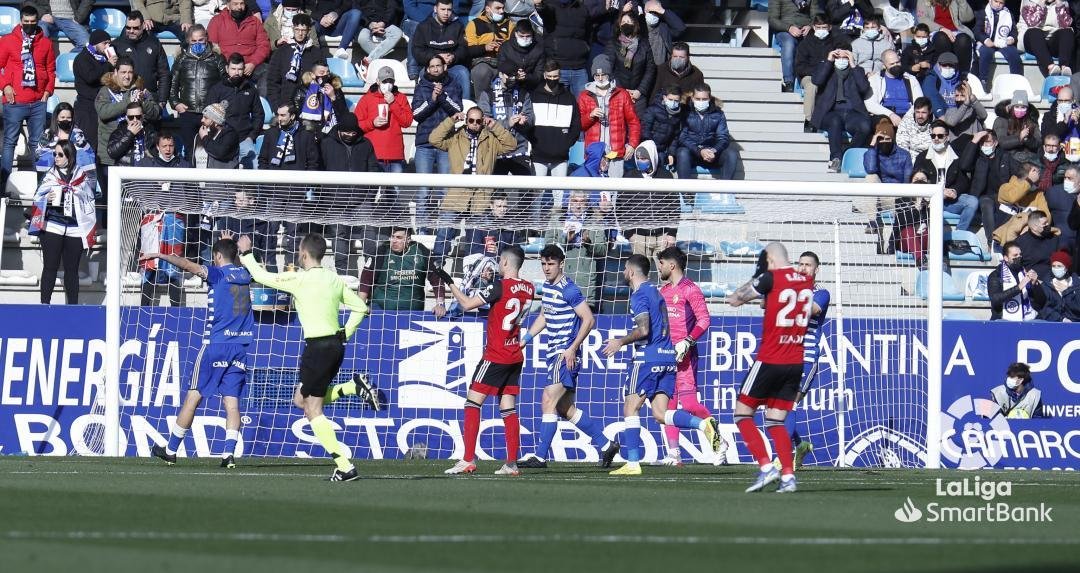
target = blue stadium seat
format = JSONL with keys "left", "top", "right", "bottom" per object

{"left": 0, "top": 6, "right": 18, "bottom": 35}
{"left": 567, "top": 139, "right": 584, "bottom": 168}
{"left": 260, "top": 96, "right": 272, "bottom": 126}
{"left": 156, "top": 30, "right": 177, "bottom": 41}
{"left": 1042, "top": 75, "right": 1070, "bottom": 103}
{"left": 718, "top": 240, "right": 763, "bottom": 257}
{"left": 946, "top": 229, "right": 991, "bottom": 262}
{"left": 253, "top": 134, "right": 264, "bottom": 156}
{"left": 327, "top": 58, "right": 364, "bottom": 88}
{"left": 915, "top": 270, "right": 966, "bottom": 301}
{"left": 345, "top": 96, "right": 359, "bottom": 112}
{"left": 841, "top": 147, "right": 868, "bottom": 178}
{"left": 88, "top": 8, "right": 126, "bottom": 38}
{"left": 676, "top": 240, "right": 716, "bottom": 257}
{"left": 695, "top": 193, "right": 745, "bottom": 214}
{"left": 56, "top": 52, "right": 77, "bottom": 84}
{"left": 520, "top": 237, "right": 545, "bottom": 254}
{"left": 46, "top": 94, "right": 60, "bottom": 115}
{"left": 750, "top": 0, "right": 769, "bottom": 11}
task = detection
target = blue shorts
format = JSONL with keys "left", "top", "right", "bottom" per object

{"left": 193, "top": 343, "right": 249, "bottom": 398}
{"left": 546, "top": 358, "right": 579, "bottom": 390}
{"left": 799, "top": 360, "right": 819, "bottom": 395}
{"left": 625, "top": 362, "right": 676, "bottom": 399}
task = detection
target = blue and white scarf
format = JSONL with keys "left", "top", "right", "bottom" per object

{"left": 299, "top": 81, "right": 336, "bottom": 133}
{"left": 86, "top": 43, "right": 107, "bottom": 63}
{"left": 21, "top": 28, "right": 36, "bottom": 87}
{"left": 271, "top": 123, "right": 297, "bottom": 166}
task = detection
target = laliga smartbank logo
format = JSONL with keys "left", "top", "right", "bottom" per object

{"left": 894, "top": 476, "right": 1053, "bottom": 523}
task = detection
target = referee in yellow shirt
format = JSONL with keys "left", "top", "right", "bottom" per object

{"left": 238, "top": 232, "right": 370, "bottom": 482}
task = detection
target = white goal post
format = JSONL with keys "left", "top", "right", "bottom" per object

{"left": 105, "top": 167, "right": 944, "bottom": 468}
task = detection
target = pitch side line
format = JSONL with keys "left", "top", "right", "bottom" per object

{"left": 4, "top": 531, "right": 1079, "bottom": 546}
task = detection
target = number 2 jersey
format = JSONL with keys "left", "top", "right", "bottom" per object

{"left": 752, "top": 267, "right": 814, "bottom": 365}
{"left": 205, "top": 264, "right": 254, "bottom": 345}
{"left": 480, "top": 277, "right": 535, "bottom": 364}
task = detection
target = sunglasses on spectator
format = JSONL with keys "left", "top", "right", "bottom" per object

{"left": 125, "top": 25, "right": 141, "bottom": 31}
{"left": 466, "top": 118, "right": 484, "bottom": 124}
{"left": 127, "top": 114, "right": 143, "bottom": 120}
{"left": 54, "top": 151, "right": 66, "bottom": 158}
{"left": 930, "top": 133, "right": 948, "bottom": 140}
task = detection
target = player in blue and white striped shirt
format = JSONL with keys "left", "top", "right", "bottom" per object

{"left": 517, "top": 245, "right": 619, "bottom": 469}
{"left": 783, "top": 251, "right": 831, "bottom": 469}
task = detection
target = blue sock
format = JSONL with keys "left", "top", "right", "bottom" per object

{"left": 621, "top": 416, "right": 642, "bottom": 462}
{"left": 535, "top": 414, "right": 558, "bottom": 460}
{"left": 786, "top": 412, "right": 802, "bottom": 445}
{"left": 572, "top": 410, "right": 609, "bottom": 449}
{"left": 668, "top": 409, "right": 704, "bottom": 430}
{"left": 166, "top": 426, "right": 186, "bottom": 455}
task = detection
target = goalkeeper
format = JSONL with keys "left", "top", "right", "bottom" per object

{"left": 238, "top": 233, "right": 372, "bottom": 482}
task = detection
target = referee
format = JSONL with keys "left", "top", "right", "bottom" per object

{"left": 238, "top": 232, "right": 369, "bottom": 482}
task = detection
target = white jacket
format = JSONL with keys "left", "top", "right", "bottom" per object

{"left": 864, "top": 71, "right": 924, "bottom": 118}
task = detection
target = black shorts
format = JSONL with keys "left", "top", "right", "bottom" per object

{"left": 299, "top": 336, "right": 345, "bottom": 398}
{"left": 470, "top": 360, "right": 523, "bottom": 396}
{"left": 737, "top": 361, "right": 802, "bottom": 411}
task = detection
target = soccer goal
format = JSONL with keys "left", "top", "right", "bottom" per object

{"left": 102, "top": 167, "right": 944, "bottom": 468}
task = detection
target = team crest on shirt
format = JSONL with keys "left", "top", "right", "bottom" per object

{"left": 672, "top": 294, "right": 679, "bottom": 304}
{"left": 146, "top": 47, "right": 152, "bottom": 54}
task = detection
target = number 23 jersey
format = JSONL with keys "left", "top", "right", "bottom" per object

{"left": 752, "top": 267, "right": 814, "bottom": 365}
{"left": 206, "top": 264, "right": 254, "bottom": 345}
{"left": 481, "top": 278, "right": 535, "bottom": 364}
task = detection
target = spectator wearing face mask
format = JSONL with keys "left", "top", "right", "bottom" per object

{"left": 989, "top": 241, "right": 1046, "bottom": 320}
{"left": 864, "top": 50, "right": 923, "bottom": 129}
{"left": 642, "top": 0, "right": 686, "bottom": 67}
{"left": 642, "top": 84, "right": 683, "bottom": 168}
{"left": 993, "top": 90, "right": 1041, "bottom": 158}
{"left": 812, "top": 48, "right": 871, "bottom": 172}
{"left": 1039, "top": 250, "right": 1080, "bottom": 321}
{"left": 466, "top": 0, "right": 515, "bottom": 97}
{"left": 962, "top": 129, "right": 1015, "bottom": 244}
{"left": 1042, "top": 85, "right": 1074, "bottom": 138}
{"left": 1046, "top": 165, "right": 1079, "bottom": 248}
{"left": 605, "top": 11, "right": 655, "bottom": 118}
{"left": 995, "top": 161, "right": 1051, "bottom": 244}
{"left": 1015, "top": 209, "right": 1061, "bottom": 278}
{"left": 1036, "top": 132, "right": 1065, "bottom": 191}
{"left": 620, "top": 140, "right": 677, "bottom": 258}
{"left": 355, "top": 66, "right": 413, "bottom": 174}
{"left": 920, "top": 51, "right": 963, "bottom": 119}
{"left": 650, "top": 42, "right": 702, "bottom": 104}
{"left": 864, "top": 118, "right": 912, "bottom": 184}
{"left": 266, "top": 14, "right": 329, "bottom": 109}
{"left": 916, "top": 0, "right": 975, "bottom": 76}
{"left": 851, "top": 16, "right": 891, "bottom": 76}
{"left": 206, "top": 53, "right": 265, "bottom": 170}
{"left": 496, "top": 19, "right": 543, "bottom": 90}
{"left": 264, "top": 0, "right": 310, "bottom": 47}
{"left": 320, "top": 113, "right": 383, "bottom": 276}
{"left": 902, "top": 23, "right": 936, "bottom": 83}
{"left": 915, "top": 119, "right": 977, "bottom": 231}
{"left": 578, "top": 54, "right": 641, "bottom": 178}
{"left": 826, "top": 0, "right": 875, "bottom": 40}
{"left": 768, "top": 0, "right": 812, "bottom": 92}
{"left": 169, "top": 25, "right": 226, "bottom": 162}
{"left": 795, "top": 15, "right": 851, "bottom": 128}
{"left": 989, "top": 362, "right": 1043, "bottom": 415}
{"left": 974, "top": 0, "right": 1021, "bottom": 91}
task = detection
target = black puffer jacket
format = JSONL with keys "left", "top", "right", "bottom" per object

{"left": 497, "top": 36, "right": 545, "bottom": 91}
{"left": 107, "top": 121, "right": 157, "bottom": 166}
{"left": 537, "top": 0, "right": 596, "bottom": 70}
{"left": 169, "top": 46, "right": 226, "bottom": 112}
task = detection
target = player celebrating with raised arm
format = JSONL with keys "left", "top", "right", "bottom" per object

{"left": 517, "top": 244, "right": 620, "bottom": 469}
{"left": 237, "top": 232, "right": 372, "bottom": 482}
{"left": 783, "top": 251, "right": 830, "bottom": 469}
{"left": 146, "top": 234, "right": 253, "bottom": 469}
{"left": 603, "top": 255, "right": 722, "bottom": 476}
{"left": 439, "top": 245, "right": 536, "bottom": 477}
{"left": 727, "top": 242, "right": 815, "bottom": 493}
{"left": 656, "top": 246, "right": 727, "bottom": 465}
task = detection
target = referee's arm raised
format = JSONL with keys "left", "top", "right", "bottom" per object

{"left": 238, "top": 252, "right": 301, "bottom": 293}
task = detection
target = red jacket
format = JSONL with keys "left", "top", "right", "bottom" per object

{"left": 577, "top": 85, "right": 641, "bottom": 153}
{"left": 207, "top": 12, "right": 270, "bottom": 68}
{"left": 354, "top": 87, "right": 414, "bottom": 162}
{"left": 0, "top": 29, "right": 55, "bottom": 103}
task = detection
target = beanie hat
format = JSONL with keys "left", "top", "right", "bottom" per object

{"left": 203, "top": 101, "right": 228, "bottom": 125}
{"left": 1051, "top": 250, "right": 1072, "bottom": 269}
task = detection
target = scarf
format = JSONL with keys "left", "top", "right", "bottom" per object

{"left": 840, "top": 7, "right": 865, "bottom": 32}
{"left": 648, "top": 24, "right": 664, "bottom": 66}
{"left": 86, "top": 43, "right": 107, "bottom": 63}
{"left": 109, "top": 89, "right": 127, "bottom": 124}
{"left": 21, "top": 28, "right": 36, "bottom": 88}
{"left": 29, "top": 165, "right": 97, "bottom": 248}
{"left": 983, "top": 4, "right": 1013, "bottom": 45}
{"left": 272, "top": 123, "right": 297, "bottom": 166}
{"left": 492, "top": 81, "right": 507, "bottom": 120}
{"left": 300, "top": 81, "right": 336, "bottom": 132}
{"left": 935, "top": 67, "right": 961, "bottom": 107}
{"left": 617, "top": 34, "right": 639, "bottom": 69}
{"left": 132, "top": 131, "right": 146, "bottom": 163}
{"left": 999, "top": 262, "right": 1036, "bottom": 321}
{"left": 463, "top": 129, "right": 480, "bottom": 174}
{"left": 833, "top": 67, "right": 850, "bottom": 105}
{"left": 285, "top": 41, "right": 304, "bottom": 82}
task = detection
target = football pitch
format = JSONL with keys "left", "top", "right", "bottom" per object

{"left": 1, "top": 458, "right": 1078, "bottom": 573}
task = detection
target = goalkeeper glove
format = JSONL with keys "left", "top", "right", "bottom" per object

{"left": 428, "top": 266, "right": 453, "bottom": 286}
{"left": 753, "top": 248, "right": 769, "bottom": 279}
{"left": 674, "top": 337, "right": 695, "bottom": 363}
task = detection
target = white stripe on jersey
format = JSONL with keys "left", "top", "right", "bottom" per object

{"left": 541, "top": 278, "right": 581, "bottom": 360}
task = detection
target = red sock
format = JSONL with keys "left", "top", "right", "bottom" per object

{"left": 463, "top": 403, "right": 481, "bottom": 462}
{"left": 767, "top": 424, "right": 795, "bottom": 475}
{"left": 736, "top": 416, "right": 770, "bottom": 466}
{"left": 502, "top": 410, "right": 520, "bottom": 463}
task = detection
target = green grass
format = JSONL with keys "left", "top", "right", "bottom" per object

{"left": 1, "top": 458, "right": 1078, "bottom": 573}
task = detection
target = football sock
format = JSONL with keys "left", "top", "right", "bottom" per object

{"left": 501, "top": 407, "right": 520, "bottom": 463}
{"left": 662, "top": 423, "right": 681, "bottom": 456}
{"left": 766, "top": 418, "right": 795, "bottom": 476}
{"left": 570, "top": 409, "right": 609, "bottom": 450}
{"left": 621, "top": 416, "right": 642, "bottom": 462}
{"left": 310, "top": 415, "right": 353, "bottom": 472}
{"left": 785, "top": 412, "right": 802, "bottom": 446}
{"left": 535, "top": 414, "right": 558, "bottom": 461}
{"left": 462, "top": 399, "right": 482, "bottom": 462}
{"left": 166, "top": 426, "right": 187, "bottom": 455}
{"left": 663, "top": 409, "right": 704, "bottom": 431}
{"left": 223, "top": 429, "right": 239, "bottom": 458}
{"left": 324, "top": 381, "right": 356, "bottom": 405}
{"left": 735, "top": 414, "right": 770, "bottom": 468}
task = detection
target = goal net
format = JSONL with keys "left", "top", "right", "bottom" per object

{"left": 103, "top": 168, "right": 944, "bottom": 468}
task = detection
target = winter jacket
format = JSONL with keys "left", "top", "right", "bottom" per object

{"left": 464, "top": 12, "right": 514, "bottom": 65}
{"left": 205, "top": 76, "right": 265, "bottom": 140}
{"left": 190, "top": 122, "right": 240, "bottom": 168}
{"left": 529, "top": 82, "right": 581, "bottom": 163}
{"left": 1016, "top": 227, "right": 1062, "bottom": 278}
{"left": 621, "top": 139, "right": 678, "bottom": 239}
{"left": 825, "top": 0, "right": 875, "bottom": 37}
{"left": 207, "top": 10, "right": 271, "bottom": 68}
{"left": 542, "top": 213, "right": 607, "bottom": 302}
{"left": 95, "top": 74, "right": 162, "bottom": 165}
{"left": 1038, "top": 274, "right": 1080, "bottom": 321}
{"left": 113, "top": 32, "right": 171, "bottom": 103}
{"left": 768, "top": 0, "right": 812, "bottom": 31}
{"left": 356, "top": 0, "right": 401, "bottom": 25}
{"left": 896, "top": 108, "right": 933, "bottom": 159}
{"left": 941, "top": 96, "right": 987, "bottom": 140}
{"left": 1045, "top": 183, "right": 1078, "bottom": 246}
{"left": 794, "top": 31, "right": 851, "bottom": 80}
{"left": 851, "top": 35, "right": 893, "bottom": 76}
{"left": 355, "top": 85, "right": 414, "bottom": 162}
{"left": 497, "top": 36, "right": 545, "bottom": 91}
{"left": 993, "top": 98, "right": 1041, "bottom": 156}
{"left": 0, "top": 28, "right": 55, "bottom": 104}
{"left": 537, "top": 0, "right": 595, "bottom": 70}
{"left": 403, "top": 0, "right": 438, "bottom": 22}
{"left": 810, "top": 60, "right": 871, "bottom": 129}
{"left": 412, "top": 73, "right": 465, "bottom": 147}
{"left": 605, "top": 34, "right": 657, "bottom": 104}
{"left": 24, "top": 0, "right": 93, "bottom": 23}
{"left": 974, "top": 4, "right": 1019, "bottom": 46}
{"left": 865, "top": 146, "right": 914, "bottom": 183}
{"left": 961, "top": 144, "right": 1014, "bottom": 200}
{"left": 916, "top": 0, "right": 975, "bottom": 38}
{"left": 410, "top": 12, "right": 468, "bottom": 69}
{"left": 643, "top": 5, "right": 687, "bottom": 66}
{"left": 169, "top": 46, "right": 226, "bottom": 112}
{"left": 998, "top": 175, "right": 1050, "bottom": 217}
{"left": 477, "top": 80, "right": 534, "bottom": 157}
{"left": 265, "top": 39, "right": 330, "bottom": 108}
{"left": 578, "top": 82, "right": 641, "bottom": 153}
{"left": 1017, "top": 0, "right": 1073, "bottom": 51}
{"left": 428, "top": 116, "right": 518, "bottom": 213}
{"left": 1040, "top": 100, "right": 1074, "bottom": 138}
{"left": 650, "top": 62, "right": 704, "bottom": 105}
{"left": 864, "top": 71, "right": 924, "bottom": 118}
{"left": 73, "top": 46, "right": 113, "bottom": 106}
{"left": 901, "top": 39, "right": 936, "bottom": 82}
{"left": 107, "top": 120, "right": 157, "bottom": 166}
{"left": 677, "top": 99, "right": 730, "bottom": 156}
{"left": 641, "top": 100, "right": 683, "bottom": 159}
{"left": 914, "top": 142, "right": 971, "bottom": 195}
{"left": 257, "top": 123, "right": 320, "bottom": 170}
{"left": 131, "top": 0, "right": 195, "bottom": 26}
{"left": 319, "top": 125, "right": 382, "bottom": 172}
{"left": 988, "top": 260, "right": 1047, "bottom": 319}
{"left": 571, "top": 140, "right": 611, "bottom": 178}
{"left": 920, "top": 66, "right": 963, "bottom": 119}
{"left": 138, "top": 151, "right": 193, "bottom": 168}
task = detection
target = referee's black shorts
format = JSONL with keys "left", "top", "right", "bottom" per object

{"left": 299, "top": 335, "right": 345, "bottom": 398}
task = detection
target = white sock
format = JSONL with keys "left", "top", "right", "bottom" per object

{"left": 662, "top": 410, "right": 675, "bottom": 425}
{"left": 667, "top": 447, "right": 681, "bottom": 458}
{"left": 624, "top": 416, "right": 641, "bottom": 429}
{"left": 760, "top": 463, "right": 774, "bottom": 472}
{"left": 542, "top": 413, "right": 558, "bottom": 423}
{"left": 568, "top": 410, "right": 583, "bottom": 424}
{"left": 224, "top": 429, "right": 240, "bottom": 457}
{"left": 781, "top": 474, "right": 796, "bottom": 482}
